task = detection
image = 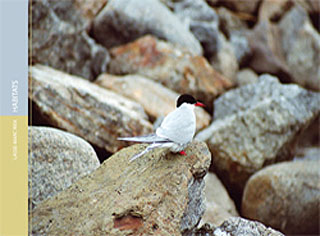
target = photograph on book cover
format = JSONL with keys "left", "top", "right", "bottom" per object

{"left": 2, "top": 0, "right": 320, "bottom": 235}
{"left": 0, "top": 1, "right": 29, "bottom": 235}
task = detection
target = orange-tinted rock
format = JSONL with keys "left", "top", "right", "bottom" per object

{"left": 108, "top": 35, "right": 233, "bottom": 111}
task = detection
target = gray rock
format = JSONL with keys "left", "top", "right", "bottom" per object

{"left": 196, "top": 75, "right": 320, "bottom": 191}
{"left": 172, "top": 0, "right": 219, "bottom": 23}
{"left": 248, "top": 20, "right": 289, "bottom": 75}
{"left": 217, "top": 7, "right": 248, "bottom": 36}
{"left": 108, "top": 35, "right": 233, "bottom": 112}
{"left": 30, "top": 141, "right": 211, "bottom": 235}
{"left": 216, "top": 7, "right": 251, "bottom": 65}
{"left": 73, "top": 0, "right": 109, "bottom": 20}
{"left": 29, "top": 64, "right": 153, "bottom": 153}
{"left": 28, "top": 126, "right": 100, "bottom": 210}
{"left": 279, "top": 5, "right": 320, "bottom": 91}
{"left": 181, "top": 177, "right": 206, "bottom": 234}
{"left": 236, "top": 68, "right": 258, "bottom": 86}
{"left": 190, "top": 21, "right": 221, "bottom": 58}
{"left": 213, "top": 74, "right": 319, "bottom": 120}
{"left": 170, "top": 0, "right": 221, "bottom": 58}
{"left": 242, "top": 160, "right": 320, "bottom": 235}
{"left": 44, "top": 0, "right": 88, "bottom": 29}
{"left": 210, "top": 33, "right": 239, "bottom": 82}
{"left": 30, "top": 0, "right": 110, "bottom": 80}
{"left": 91, "top": 0, "right": 202, "bottom": 55}
{"left": 294, "top": 147, "right": 320, "bottom": 161}
{"left": 172, "top": 0, "right": 219, "bottom": 51}
{"left": 249, "top": 4, "right": 320, "bottom": 91}
{"left": 230, "top": 31, "right": 250, "bottom": 64}
{"left": 294, "top": 0, "right": 320, "bottom": 15}
{"left": 213, "top": 217, "right": 284, "bottom": 236}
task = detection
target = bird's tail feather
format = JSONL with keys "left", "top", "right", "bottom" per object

{"left": 118, "top": 134, "right": 169, "bottom": 143}
{"left": 129, "top": 143, "right": 164, "bottom": 162}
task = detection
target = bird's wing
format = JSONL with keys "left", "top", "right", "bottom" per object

{"left": 156, "top": 106, "right": 196, "bottom": 144}
{"left": 118, "top": 134, "right": 170, "bottom": 143}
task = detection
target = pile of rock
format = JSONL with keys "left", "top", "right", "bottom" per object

{"left": 29, "top": 0, "right": 320, "bottom": 235}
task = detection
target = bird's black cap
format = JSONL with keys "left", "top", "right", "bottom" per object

{"left": 176, "top": 94, "right": 197, "bottom": 107}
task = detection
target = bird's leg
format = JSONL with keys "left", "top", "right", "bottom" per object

{"left": 179, "top": 150, "right": 187, "bottom": 156}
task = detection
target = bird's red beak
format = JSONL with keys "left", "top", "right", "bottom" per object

{"left": 195, "top": 102, "right": 205, "bottom": 107}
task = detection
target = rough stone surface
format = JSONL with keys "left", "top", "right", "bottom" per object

{"left": 218, "top": 0, "right": 261, "bottom": 15}
{"left": 217, "top": 7, "right": 248, "bottom": 35}
{"left": 216, "top": 7, "right": 251, "bottom": 65}
{"left": 278, "top": 5, "right": 320, "bottom": 91}
{"left": 91, "top": 0, "right": 202, "bottom": 55}
{"left": 294, "top": 146, "right": 320, "bottom": 161}
{"left": 249, "top": 4, "right": 320, "bottom": 91}
{"left": 36, "top": 0, "right": 89, "bottom": 29}
{"left": 236, "top": 68, "right": 259, "bottom": 86}
{"left": 30, "top": 141, "right": 211, "bottom": 235}
{"left": 74, "top": 0, "right": 108, "bottom": 20}
{"left": 210, "top": 32, "right": 239, "bottom": 82}
{"left": 108, "top": 35, "right": 232, "bottom": 112}
{"left": 242, "top": 161, "right": 320, "bottom": 235}
{"left": 258, "top": 0, "right": 293, "bottom": 22}
{"left": 196, "top": 75, "right": 320, "bottom": 191}
{"left": 248, "top": 20, "right": 288, "bottom": 76}
{"left": 212, "top": 217, "right": 284, "bottom": 236}
{"left": 29, "top": 64, "right": 153, "bottom": 153}
{"left": 213, "top": 74, "right": 320, "bottom": 121}
{"left": 172, "top": 0, "right": 219, "bottom": 23}
{"left": 95, "top": 73, "right": 211, "bottom": 131}
{"left": 294, "top": 0, "right": 320, "bottom": 15}
{"left": 258, "top": 0, "right": 319, "bottom": 22}
{"left": 30, "top": 0, "right": 110, "bottom": 81}
{"left": 28, "top": 126, "right": 100, "bottom": 210}
{"left": 229, "top": 31, "right": 250, "bottom": 65}
{"left": 169, "top": 0, "right": 220, "bottom": 58}
{"left": 190, "top": 21, "right": 221, "bottom": 59}
{"left": 200, "top": 173, "right": 238, "bottom": 227}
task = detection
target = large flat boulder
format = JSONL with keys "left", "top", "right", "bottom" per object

{"left": 29, "top": 65, "right": 153, "bottom": 153}
{"left": 242, "top": 160, "right": 320, "bottom": 235}
{"left": 196, "top": 75, "right": 320, "bottom": 192}
{"left": 30, "top": 141, "right": 211, "bottom": 235}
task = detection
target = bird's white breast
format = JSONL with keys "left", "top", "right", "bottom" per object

{"left": 156, "top": 103, "right": 196, "bottom": 144}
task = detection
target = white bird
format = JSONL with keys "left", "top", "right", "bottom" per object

{"left": 118, "top": 94, "right": 205, "bottom": 162}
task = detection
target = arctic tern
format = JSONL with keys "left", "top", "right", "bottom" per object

{"left": 118, "top": 94, "right": 205, "bottom": 162}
